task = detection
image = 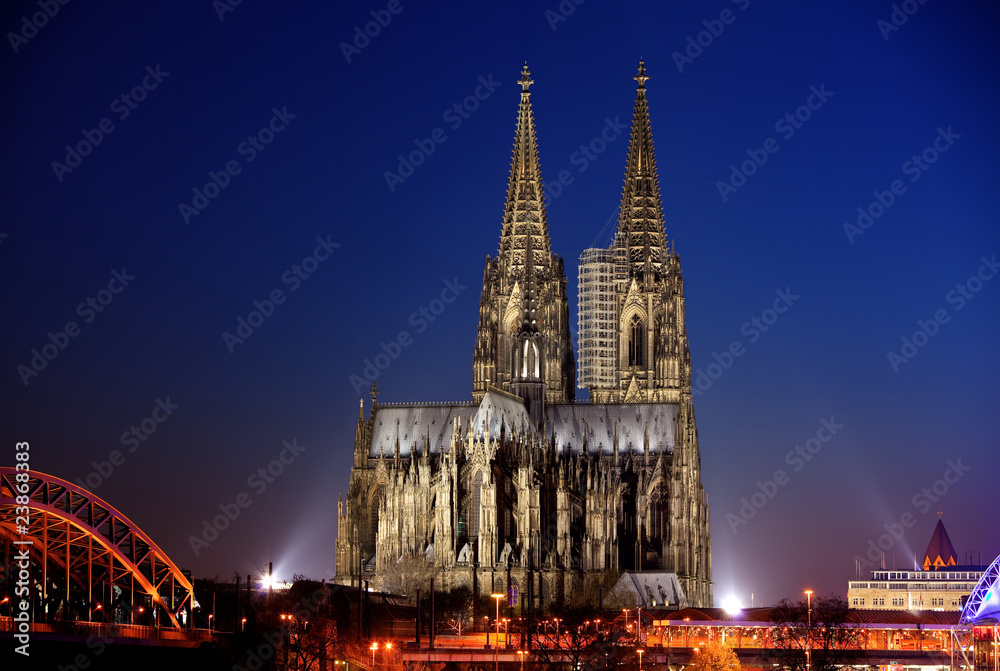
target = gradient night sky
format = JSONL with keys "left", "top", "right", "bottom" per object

{"left": 2, "top": 1, "right": 998, "bottom": 607}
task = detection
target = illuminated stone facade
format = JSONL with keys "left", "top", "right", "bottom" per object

{"left": 335, "top": 63, "right": 712, "bottom": 610}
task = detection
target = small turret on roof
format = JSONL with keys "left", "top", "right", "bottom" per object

{"left": 923, "top": 514, "right": 958, "bottom": 570}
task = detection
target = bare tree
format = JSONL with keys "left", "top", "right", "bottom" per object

{"left": 531, "top": 607, "right": 637, "bottom": 671}
{"left": 765, "top": 595, "right": 864, "bottom": 671}
{"left": 372, "top": 557, "right": 435, "bottom": 601}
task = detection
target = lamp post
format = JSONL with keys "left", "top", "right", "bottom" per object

{"left": 492, "top": 593, "right": 505, "bottom": 671}
{"left": 804, "top": 590, "right": 813, "bottom": 671}
{"left": 371, "top": 642, "right": 378, "bottom": 667}
{"left": 517, "top": 649, "right": 526, "bottom": 671}
{"left": 637, "top": 648, "right": 645, "bottom": 671}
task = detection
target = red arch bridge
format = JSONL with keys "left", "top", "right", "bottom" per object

{"left": 1, "top": 467, "right": 204, "bottom": 637}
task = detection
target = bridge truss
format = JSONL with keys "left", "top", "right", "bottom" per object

{"left": 1, "top": 467, "right": 194, "bottom": 628}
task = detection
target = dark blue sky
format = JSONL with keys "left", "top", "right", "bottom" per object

{"left": 2, "top": 1, "right": 998, "bottom": 607}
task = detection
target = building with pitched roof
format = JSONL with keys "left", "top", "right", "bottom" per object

{"left": 334, "top": 63, "right": 712, "bottom": 610}
{"left": 848, "top": 516, "right": 986, "bottom": 611}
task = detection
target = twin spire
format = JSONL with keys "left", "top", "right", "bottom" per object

{"left": 501, "top": 61, "right": 669, "bottom": 281}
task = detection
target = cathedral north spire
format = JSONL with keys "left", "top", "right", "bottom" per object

{"left": 498, "top": 63, "right": 552, "bottom": 278}
{"left": 474, "top": 64, "right": 574, "bottom": 405}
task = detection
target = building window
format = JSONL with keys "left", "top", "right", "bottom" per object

{"left": 369, "top": 496, "right": 381, "bottom": 550}
{"left": 470, "top": 471, "right": 483, "bottom": 537}
{"left": 628, "top": 314, "right": 644, "bottom": 367}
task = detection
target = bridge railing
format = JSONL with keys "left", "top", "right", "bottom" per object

{"left": 0, "top": 617, "right": 215, "bottom": 642}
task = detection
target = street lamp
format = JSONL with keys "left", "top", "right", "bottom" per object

{"left": 371, "top": 642, "right": 378, "bottom": 667}
{"left": 804, "top": 590, "right": 813, "bottom": 671}
{"left": 492, "top": 593, "right": 506, "bottom": 671}
{"left": 517, "top": 649, "right": 527, "bottom": 671}
{"left": 637, "top": 648, "right": 645, "bottom": 671}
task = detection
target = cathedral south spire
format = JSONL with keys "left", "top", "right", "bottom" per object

{"left": 618, "top": 59, "right": 668, "bottom": 281}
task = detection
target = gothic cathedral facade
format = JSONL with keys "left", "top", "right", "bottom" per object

{"left": 335, "top": 63, "right": 712, "bottom": 609}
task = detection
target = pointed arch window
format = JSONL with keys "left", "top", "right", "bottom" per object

{"left": 368, "top": 492, "right": 382, "bottom": 551}
{"left": 628, "top": 314, "right": 645, "bottom": 367}
{"left": 470, "top": 471, "right": 483, "bottom": 538}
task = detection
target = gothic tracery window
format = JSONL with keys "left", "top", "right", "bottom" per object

{"left": 628, "top": 314, "right": 644, "bottom": 367}
{"left": 470, "top": 471, "right": 483, "bottom": 537}
{"left": 368, "top": 493, "right": 382, "bottom": 551}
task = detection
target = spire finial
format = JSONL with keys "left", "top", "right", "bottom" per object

{"left": 520, "top": 63, "right": 533, "bottom": 94}
{"left": 634, "top": 60, "right": 649, "bottom": 90}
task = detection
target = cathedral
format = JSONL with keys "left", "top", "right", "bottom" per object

{"left": 335, "top": 62, "right": 712, "bottom": 609}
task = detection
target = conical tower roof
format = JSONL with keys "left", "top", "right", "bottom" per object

{"left": 923, "top": 516, "right": 958, "bottom": 570}
{"left": 617, "top": 60, "right": 668, "bottom": 278}
{"left": 498, "top": 64, "right": 551, "bottom": 278}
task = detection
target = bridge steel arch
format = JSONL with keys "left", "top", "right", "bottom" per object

{"left": 1, "top": 467, "right": 194, "bottom": 628}
{"left": 961, "top": 552, "right": 1000, "bottom": 624}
